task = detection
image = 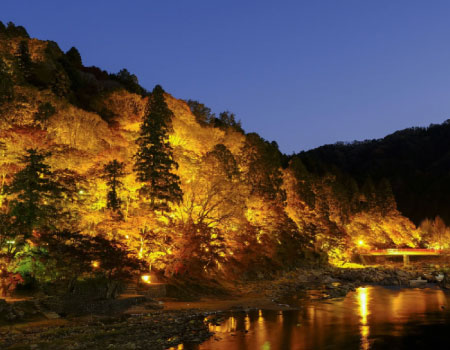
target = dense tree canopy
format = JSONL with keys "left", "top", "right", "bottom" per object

{"left": 1, "top": 23, "right": 446, "bottom": 293}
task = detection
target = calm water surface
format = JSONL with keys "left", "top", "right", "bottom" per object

{"left": 175, "top": 286, "right": 450, "bottom": 350}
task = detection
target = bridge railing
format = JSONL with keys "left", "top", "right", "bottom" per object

{"left": 366, "top": 248, "right": 442, "bottom": 255}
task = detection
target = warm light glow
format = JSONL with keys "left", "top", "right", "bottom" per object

{"left": 357, "top": 287, "right": 370, "bottom": 350}
{"left": 258, "top": 309, "right": 264, "bottom": 324}
{"left": 358, "top": 287, "right": 368, "bottom": 324}
{"left": 245, "top": 314, "right": 250, "bottom": 331}
{"left": 141, "top": 274, "right": 151, "bottom": 284}
{"left": 358, "top": 240, "right": 364, "bottom": 246}
{"left": 91, "top": 261, "right": 100, "bottom": 268}
{"left": 6, "top": 240, "right": 15, "bottom": 244}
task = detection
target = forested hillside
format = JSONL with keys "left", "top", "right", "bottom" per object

{"left": 296, "top": 121, "right": 450, "bottom": 226}
{"left": 0, "top": 22, "right": 442, "bottom": 292}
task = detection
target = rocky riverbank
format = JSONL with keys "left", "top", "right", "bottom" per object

{"left": 2, "top": 265, "right": 450, "bottom": 349}
{"left": 0, "top": 311, "right": 214, "bottom": 350}
{"left": 241, "top": 265, "right": 448, "bottom": 304}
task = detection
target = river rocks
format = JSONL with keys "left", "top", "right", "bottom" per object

{"left": 332, "top": 267, "right": 417, "bottom": 286}
{"left": 0, "top": 311, "right": 213, "bottom": 350}
{"left": 0, "top": 299, "right": 40, "bottom": 322}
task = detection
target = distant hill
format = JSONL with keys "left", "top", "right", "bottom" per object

{"left": 296, "top": 121, "right": 450, "bottom": 225}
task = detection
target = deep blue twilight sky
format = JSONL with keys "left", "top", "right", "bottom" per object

{"left": 2, "top": 1, "right": 450, "bottom": 153}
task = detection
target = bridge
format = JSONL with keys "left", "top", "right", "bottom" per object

{"left": 360, "top": 248, "right": 442, "bottom": 266}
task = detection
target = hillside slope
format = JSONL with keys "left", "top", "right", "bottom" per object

{"left": 297, "top": 121, "right": 450, "bottom": 225}
{"left": 0, "top": 22, "right": 433, "bottom": 283}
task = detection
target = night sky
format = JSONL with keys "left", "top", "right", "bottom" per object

{"left": 3, "top": 0, "right": 450, "bottom": 153}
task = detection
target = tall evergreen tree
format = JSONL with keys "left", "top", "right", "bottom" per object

{"left": 7, "top": 149, "right": 62, "bottom": 237}
{"left": 0, "top": 59, "right": 14, "bottom": 105}
{"left": 65, "top": 47, "right": 82, "bottom": 68}
{"left": 15, "top": 40, "right": 32, "bottom": 81}
{"left": 102, "top": 160, "right": 125, "bottom": 213}
{"left": 134, "top": 85, "right": 182, "bottom": 211}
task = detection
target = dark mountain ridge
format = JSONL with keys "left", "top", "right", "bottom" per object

{"left": 296, "top": 120, "right": 450, "bottom": 225}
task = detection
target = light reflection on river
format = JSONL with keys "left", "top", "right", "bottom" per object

{"left": 175, "top": 286, "right": 450, "bottom": 350}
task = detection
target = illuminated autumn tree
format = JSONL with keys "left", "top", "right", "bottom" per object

{"left": 0, "top": 141, "right": 5, "bottom": 160}
{"left": 283, "top": 160, "right": 317, "bottom": 245}
{"left": 134, "top": 85, "right": 182, "bottom": 211}
{"left": 0, "top": 213, "right": 21, "bottom": 263}
{"left": 238, "top": 134, "right": 292, "bottom": 262}
{"left": 240, "top": 133, "right": 285, "bottom": 201}
{"left": 420, "top": 216, "right": 450, "bottom": 249}
{"left": 179, "top": 144, "right": 244, "bottom": 227}
{"left": 0, "top": 141, "right": 17, "bottom": 208}
{"left": 102, "top": 160, "right": 125, "bottom": 213}
{"left": 7, "top": 149, "right": 63, "bottom": 237}
{"left": 172, "top": 144, "right": 246, "bottom": 275}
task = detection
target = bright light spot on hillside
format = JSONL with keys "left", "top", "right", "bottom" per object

{"left": 141, "top": 274, "right": 151, "bottom": 284}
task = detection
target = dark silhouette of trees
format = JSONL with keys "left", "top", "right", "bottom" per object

{"left": 7, "top": 149, "right": 63, "bottom": 237}
{"left": 33, "top": 102, "right": 56, "bottom": 124}
{"left": 65, "top": 47, "right": 82, "bottom": 68}
{"left": 37, "top": 230, "right": 145, "bottom": 298}
{"left": 0, "top": 59, "right": 14, "bottom": 105}
{"left": 109, "top": 68, "right": 147, "bottom": 95}
{"left": 0, "top": 21, "right": 29, "bottom": 38}
{"left": 296, "top": 120, "right": 450, "bottom": 224}
{"left": 15, "top": 40, "right": 32, "bottom": 81}
{"left": 186, "top": 100, "right": 215, "bottom": 126}
{"left": 102, "top": 160, "right": 125, "bottom": 213}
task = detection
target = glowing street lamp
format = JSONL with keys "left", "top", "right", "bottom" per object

{"left": 91, "top": 261, "right": 100, "bottom": 268}
{"left": 358, "top": 240, "right": 364, "bottom": 247}
{"left": 141, "top": 274, "right": 151, "bottom": 284}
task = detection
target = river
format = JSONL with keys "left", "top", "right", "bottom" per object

{"left": 175, "top": 286, "right": 450, "bottom": 349}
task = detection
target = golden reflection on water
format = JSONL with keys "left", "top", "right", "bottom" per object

{"left": 245, "top": 314, "right": 250, "bottom": 331}
{"left": 357, "top": 287, "right": 370, "bottom": 350}
{"left": 209, "top": 316, "right": 237, "bottom": 333}
{"left": 277, "top": 311, "right": 283, "bottom": 323}
{"left": 258, "top": 309, "right": 263, "bottom": 323}
{"left": 193, "top": 286, "right": 450, "bottom": 350}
